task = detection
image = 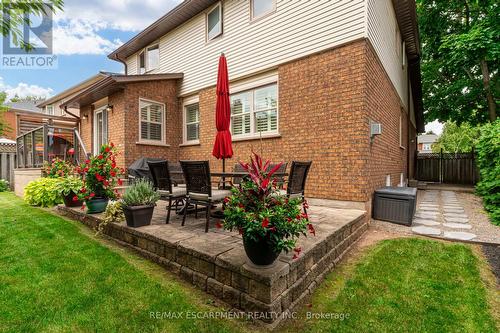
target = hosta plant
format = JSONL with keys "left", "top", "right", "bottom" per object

{"left": 56, "top": 176, "right": 84, "bottom": 197}
{"left": 222, "top": 153, "right": 313, "bottom": 258}
{"left": 24, "top": 177, "right": 63, "bottom": 207}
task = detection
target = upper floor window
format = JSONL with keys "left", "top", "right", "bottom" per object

{"left": 139, "top": 51, "right": 146, "bottom": 74}
{"left": 207, "top": 3, "right": 222, "bottom": 41}
{"left": 184, "top": 102, "right": 200, "bottom": 142}
{"left": 230, "top": 83, "right": 278, "bottom": 137}
{"left": 46, "top": 105, "right": 54, "bottom": 115}
{"left": 422, "top": 143, "right": 432, "bottom": 151}
{"left": 139, "top": 99, "right": 165, "bottom": 143}
{"left": 251, "top": 0, "right": 276, "bottom": 20}
{"left": 146, "top": 45, "right": 159, "bottom": 72}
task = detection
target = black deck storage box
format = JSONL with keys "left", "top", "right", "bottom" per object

{"left": 373, "top": 187, "right": 417, "bottom": 226}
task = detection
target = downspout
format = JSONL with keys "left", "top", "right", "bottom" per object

{"left": 406, "top": 62, "right": 411, "bottom": 183}
{"left": 112, "top": 54, "right": 128, "bottom": 75}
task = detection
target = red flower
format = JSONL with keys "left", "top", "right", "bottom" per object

{"left": 223, "top": 197, "right": 230, "bottom": 204}
{"left": 293, "top": 247, "right": 302, "bottom": 259}
{"left": 110, "top": 142, "right": 115, "bottom": 148}
{"left": 97, "top": 155, "right": 103, "bottom": 160}
{"left": 103, "top": 180, "right": 110, "bottom": 187}
{"left": 287, "top": 217, "right": 292, "bottom": 223}
{"left": 68, "top": 148, "right": 75, "bottom": 155}
{"left": 118, "top": 179, "right": 123, "bottom": 186}
{"left": 95, "top": 174, "right": 104, "bottom": 182}
{"left": 85, "top": 159, "right": 90, "bottom": 164}
{"left": 111, "top": 162, "right": 117, "bottom": 169}
{"left": 303, "top": 200, "right": 309, "bottom": 209}
{"left": 301, "top": 212, "right": 308, "bottom": 219}
{"left": 238, "top": 203, "right": 244, "bottom": 208}
{"left": 72, "top": 196, "right": 79, "bottom": 202}
{"left": 238, "top": 228, "right": 243, "bottom": 235}
{"left": 89, "top": 193, "right": 95, "bottom": 198}
{"left": 261, "top": 218, "right": 269, "bottom": 228}
{"left": 307, "top": 223, "right": 316, "bottom": 236}
{"left": 215, "top": 221, "right": 223, "bottom": 229}
{"left": 110, "top": 171, "right": 116, "bottom": 177}
{"left": 104, "top": 147, "right": 111, "bottom": 153}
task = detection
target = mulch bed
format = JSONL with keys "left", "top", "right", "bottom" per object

{"left": 482, "top": 244, "right": 500, "bottom": 284}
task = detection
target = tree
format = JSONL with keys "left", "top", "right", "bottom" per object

{"left": 432, "top": 121, "right": 480, "bottom": 153}
{"left": 417, "top": 0, "right": 499, "bottom": 125}
{"left": 9, "top": 94, "right": 45, "bottom": 103}
{"left": 0, "top": 0, "right": 63, "bottom": 52}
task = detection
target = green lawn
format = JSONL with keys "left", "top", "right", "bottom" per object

{"left": 0, "top": 192, "right": 497, "bottom": 333}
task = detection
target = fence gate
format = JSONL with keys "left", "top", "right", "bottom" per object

{"left": 416, "top": 150, "right": 479, "bottom": 185}
{"left": 0, "top": 152, "right": 16, "bottom": 189}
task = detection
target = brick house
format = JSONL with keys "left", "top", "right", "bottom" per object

{"left": 57, "top": 0, "right": 424, "bottom": 210}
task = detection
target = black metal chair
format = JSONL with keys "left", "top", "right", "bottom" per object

{"left": 148, "top": 160, "right": 186, "bottom": 224}
{"left": 231, "top": 163, "right": 247, "bottom": 187}
{"left": 280, "top": 161, "right": 312, "bottom": 214}
{"left": 180, "top": 161, "right": 232, "bottom": 232}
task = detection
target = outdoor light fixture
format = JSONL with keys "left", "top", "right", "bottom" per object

{"left": 106, "top": 104, "right": 113, "bottom": 113}
{"left": 82, "top": 113, "right": 88, "bottom": 120}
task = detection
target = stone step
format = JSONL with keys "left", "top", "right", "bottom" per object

{"left": 412, "top": 226, "right": 441, "bottom": 236}
{"left": 443, "top": 231, "right": 476, "bottom": 241}
{"left": 443, "top": 222, "right": 472, "bottom": 230}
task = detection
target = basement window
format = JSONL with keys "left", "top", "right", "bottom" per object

{"left": 207, "top": 3, "right": 222, "bottom": 41}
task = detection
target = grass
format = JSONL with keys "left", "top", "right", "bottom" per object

{"left": 0, "top": 192, "right": 497, "bottom": 332}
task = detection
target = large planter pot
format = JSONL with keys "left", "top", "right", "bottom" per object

{"left": 62, "top": 190, "right": 82, "bottom": 207}
{"left": 86, "top": 197, "right": 109, "bottom": 214}
{"left": 123, "top": 205, "right": 155, "bottom": 228}
{"left": 243, "top": 236, "right": 281, "bottom": 266}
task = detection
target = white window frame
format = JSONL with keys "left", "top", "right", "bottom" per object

{"left": 138, "top": 50, "right": 146, "bottom": 74}
{"left": 182, "top": 96, "right": 200, "bottom": 145}
{"left": 230, "top": 82, "right": 279, "bottom": 140}
{"left": 93, "top": 106, "right": 108, "bottom": 155}
{"left": 422, "top": 143, "right": 432, "bottom": 151}
{"left": 206, "top": 2, "right": 222, "bottom": 41}
{"left": 138, "top": 98, "right": 166, "bottom": 145}
{"left": 46, "top": 105, "right": 54, "bottom": 115}
{"left": 251, "top": 0, "right": 276, "bottom": 21}
{"left": 146, "top": 44, "right": 159, "bottom": 72}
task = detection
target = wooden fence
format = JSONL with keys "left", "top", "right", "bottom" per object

{"left": 416, "top": 149, "right": 479, "bottom": 185}
{"left": 0, "top": 152, "right": 16, "bottom": 189}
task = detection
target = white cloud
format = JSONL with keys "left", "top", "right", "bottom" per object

{"left": 53, "top": 19, "right": 123, "bottom": 55}
{"left": 48, "top": 0, "right": 182, "bottom": 55}
{"left": 0, "top": 77, "right": 53, "bottom": 100}
{"left": 425, "top": 120, "right": 443, "bottom": 135}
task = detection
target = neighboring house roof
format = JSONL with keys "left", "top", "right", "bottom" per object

{"left": 37, "top": 72, "right": 111, "bottom": 108}
{"left": 60, "top": 73, "right": 184, "bottom": 109}
{"left": 5, "top": 100, "right": 43, "bottom": 113}
{"left": 418, "top": 134, "right": 438, "bottom": 144}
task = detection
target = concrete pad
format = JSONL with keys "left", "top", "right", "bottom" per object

{"left": 443, "top": 231, "right": 477, "bottom": 241}
{"left": 413, "top": 219, "right": 440, "bottom": 226}
{"left": 412, "top": 226, "right": 441, "bottom": 236}
{"left": 444, "top": 217, "right": 469, "bottom": 224}
{"left": 443, "top": 223, "right": 472, "bottom": 229}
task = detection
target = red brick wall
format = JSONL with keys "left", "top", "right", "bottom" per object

{"left": 78, "top": 39, "right": 416, "bottom": 203}
{"left": 2, "top": 110, "right": 17, "bottom": 140}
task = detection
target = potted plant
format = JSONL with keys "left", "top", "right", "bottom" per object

{"left": 121, "top": 179, "right": 160, "bottom": 228}
{"left": 42, "top": 157, "right": 75, "bottom": 178}
{"left": 222, "top": 153, "right": 314, "bottom": 266}
{"left": 56, "top": 176, "right": 84, "bottom": 207}
{"left": 76, "top": 143, "right": 122, "bottom": 214}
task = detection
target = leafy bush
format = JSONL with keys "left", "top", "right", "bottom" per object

{"left": 55, "top": 176, "right": 84, "bottom": 197}
{"left": 122, "top": 179, "right": 160, "bottom": 207}
{"left": 475, "top": 120, "right": 500, "bottom": 225}
{"left": 42, "top": 158, "right": 75, "bottom": 178}
{"left": 76, "top": 143, "right": 122, "bottom": 202}
{"left": 24, "top": 177, "right": 63, "bottom": 207}
{"left": 222, "top": 153, "right": 313, "bottom": 256}
{"left": 0, "top": 179, "right": 9, "bottom": 192}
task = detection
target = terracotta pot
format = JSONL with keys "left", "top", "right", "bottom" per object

{"left": 86, "top": 197, "right": 109, "bottom": 214}
{"left": 62, "top": 190, "right": 82, "bottom": 207}
{"left": 123, "top": 205, "right": 155, "bottom": 228}
{"left": 243, "top": 236, "right": 280, "bottom": 266}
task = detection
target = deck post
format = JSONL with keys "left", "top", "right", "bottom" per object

{"left": 43, "top": 124, "right": 49, "bottom": 164}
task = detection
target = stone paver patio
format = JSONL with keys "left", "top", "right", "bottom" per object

{"left": 57, "top": 200, "right": 368, "bottom": 326}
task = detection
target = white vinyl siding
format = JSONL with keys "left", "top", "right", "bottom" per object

{"left": 367, "top": 0, "right": 408, "bottom": 108}
{"left": 231, "top": 83, "right": 277, "bottom": 138}
{"left": 184, "top": 102, "right": 200, "bottom": 142}
{"left": 139, "top": 99, "right": 165, "bottom": 143}
{"left": 126, "top": 0, "right": 365, "bottom": 96}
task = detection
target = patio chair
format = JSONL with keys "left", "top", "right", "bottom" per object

{"left": 180, "top": 161, "right": 232, "bottom": 232}
{"left": 169, "top": 162, "right": 185, "bottom": 187}
{"left": 280, "top": 161, "right": 312, "bottom": 214}
{"left": 231, "top": 163, "right": 247, "bottom": 187}
{"left": 148, "top": 160, "right": 186, "bottom": 224}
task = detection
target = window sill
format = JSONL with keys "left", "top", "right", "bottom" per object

{"left": 179, "top": 141, "right": 200, "bottom": 147}
{"left": 232, "top": 133, "right": 281, "bottom": 142}
{"left": 400, "top": 145, "right": 406, "bottom": 150}
{"left": 135, "top": 141, "right": 170, "bottom": 147}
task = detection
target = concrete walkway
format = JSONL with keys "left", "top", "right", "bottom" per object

{"left": 412, "top": 190, "right": 477, "bottom": 241}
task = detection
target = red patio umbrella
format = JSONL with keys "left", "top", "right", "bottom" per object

{"left": 212, "top": 53, "right": 233, "bottom": 173}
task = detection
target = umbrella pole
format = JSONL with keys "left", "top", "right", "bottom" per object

{"left": 222, "top": 158, "right": 226, "bottom": 189}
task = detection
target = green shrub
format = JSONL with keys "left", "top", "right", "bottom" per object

{"left": 475, "top": 120, "right": 500, "bottom": 225}
{"left": 122, "top": 179, "right": 160, "bottom": 207}
{"left": 24, "top": 177, "right": 63, "bottom": 207}
{"left": 0, "top": 179, "right": 9, "bottom": 192}
{"left": 55, "top": 176, "right": 84, "bottom": 197}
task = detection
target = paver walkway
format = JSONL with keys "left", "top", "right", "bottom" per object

{"left": 412, "top": 190, "right": 478, "bottom": 241}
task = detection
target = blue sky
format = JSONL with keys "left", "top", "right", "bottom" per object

{"left": 0, "top": 0, "right": 181, "bottom": 97}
